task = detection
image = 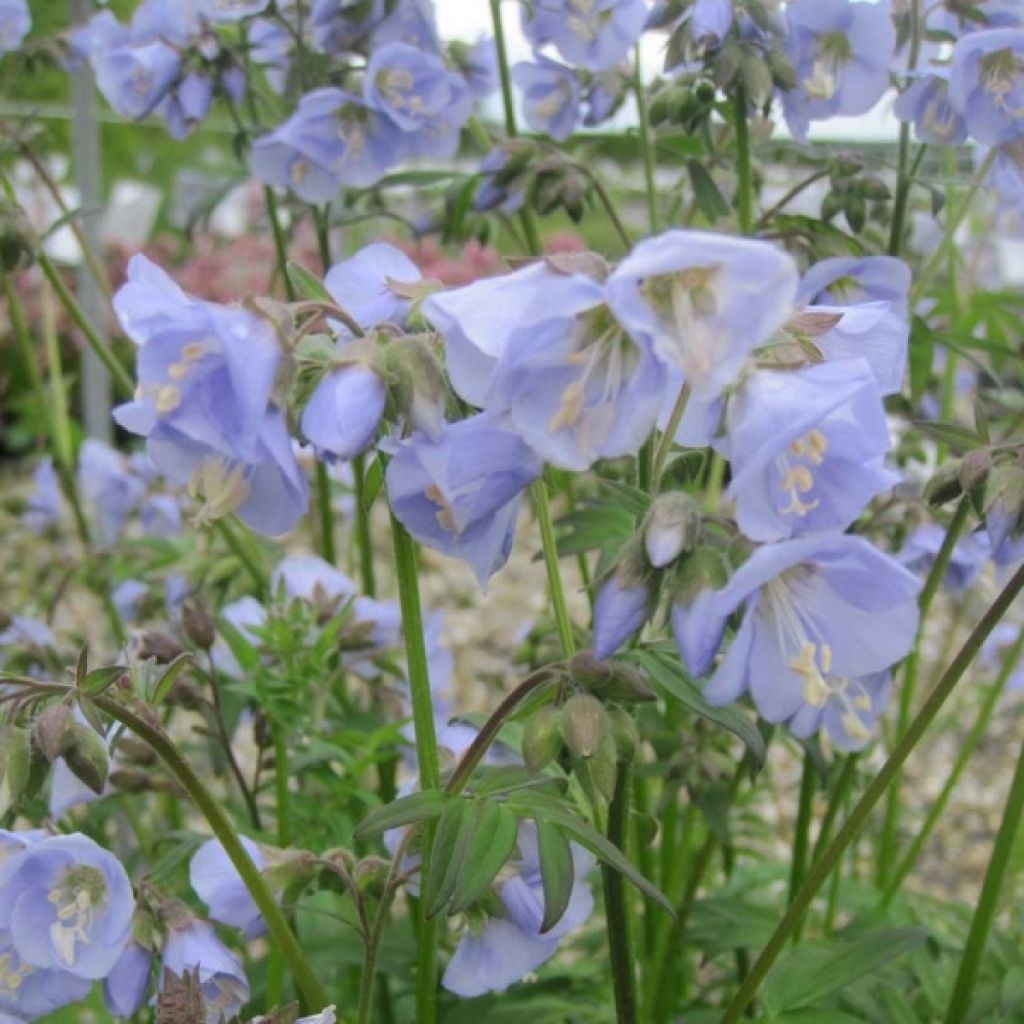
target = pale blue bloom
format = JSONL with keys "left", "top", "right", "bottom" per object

{"left": 102, "top": 941, "right": 153, "bottom": 1018}
{"left": 0, "top": 932, "right": 91, "bottom": 1019}
{"left": 950, "top": 28, "right": 1024, "bottom": 146}
{"left": 0, "top": 833, "right": 134, "bottom": 980}
{"left": 112, "top": 255, "right": 308, "bottom": 537}
{"left": 513, "top": 57, "right": 581, "bottom": 140}
{"left": 22, "top": 457, "right": 60, "bottom": 534}
{"left": 302, "top": 363, "right": 388, "bottom": 461}
{"left": 272, "top": 554, "right": 357, "bottom": 605}
{"left": 189, "top": 837, "right": 268, "bottom": 939}
{"left": 691, "top": 0, "right": 733, "bottom": 44}
{"left": 310, "top": 0, "right": 385, "bottom": 52}
{"left": 583, "top": 68, "right": 628, "bottom": 124}
{"left": 781, "top": 0, "right": 896, "bottom": 142}
{"left": 112, "top": 579, "right": 148, "bottom": 622}
{"left": 894, "top": 71, "right": 968, "bottom": 146}
{"left": 324, "top": 242, "right": 422, "bottom": 330}
{"left": 443, "top": 822, "right": 594, "bottom": 996}
{"left": 788, "top": 670, "right": 891, "bottom": 751}
{"left": 248, "top": 16, "right": 293, "bottom": 93}
{"left": 385, "top": 413, "right": 543, "bottom": 587}
{"left": 458, "top": 37, "right": 498, "bottom": 97}
{"left": 160, "top": 919, "right": 249, "bottom": 1022}
{"left": 370, "top": 0, "right": 441, "bottom": 53}
{"left": 606, "top": 229, "right": 800, "bottom": 397}
{"left": 250, "top": 88, "right": 403, "bottom": 201}
{"left": 592, "top": 573, "right": 653, "bottom": 659}
{"left": 808, "top": 301, "right": 909, "bottom": 396}
{"left": 197, "top": 0, "right": 271, "bottom": 22}
{"left": 140, "top": 494, "right": 183, "bottom": 537}
{"left": 723, "top": 359, "right": 897, "bottom": 542}
{"left": 213, "top": 596, "right": 267, "bottom": 680}
{"left": 520, "top": 0, "right": 647, "bottom": 71}
{"left": 77, "top": 439, "right": 146, "bottom": 546}
{"left": 796, "top": 255, "right": 911, "bottom": 319}
{"left": 897, "top": 525, "right": 991, "bottom": 591}
{"left": 0, "top": 0, "right": 30, "bottom": 54}
{"left": 673, "top": 534, "right": 919, "bottom": 741}
{"left": 0, "top": 616, "right": 55, "bottom": 652}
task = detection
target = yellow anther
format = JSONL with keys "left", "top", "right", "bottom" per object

{"left": 188, "top": 458, "right": 251, "bottom": 526}
{"left": 425, "top": 484, "right": 457, "bottom": 534}
{"left": 155, "top": 385, "right": 181, "bottom": 413}
{"left": 787, "top": 642, "right": 830, "bottom": 708}
{"left": 181, "top": 342, "right": 206, "bottom": 362}
{"left": 841, "top": 711, "right": 871, "bottom": 744}
{"left": 853, "top": 693, "right": 872, "bottom": 711}
{"left": 291, "top": 159, "right": 308, "bottom": 185}
{"left": 168, "top": 363, "right": 189, "bottom": 381}
{"left": 548, "top": 380, "right": 585, "bottom": 433}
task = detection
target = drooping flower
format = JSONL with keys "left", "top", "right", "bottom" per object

{"left": 893, "top": 70, "right": 968, "bottom": 146}
{"left": 451, "top": 37, "right": 498, "bottom": 97}
{"left": 442, "top": 822, "right": 595, "bottom": 996}
{"left": 520, "top": 0, "right": 647, "bottom": 72}
{"left": 950, "top": 28, "right": 1024, "bottom": 147}
{"left": 325, "top": 242, "right": 423, "bottom": 331}
{"left": 0, "top": 833, "right": 134, "bottom": 979}
{"left": 160, "top": 918, "right": 249, "bottom": 1023}
{"left": 592, "top": 571, "right": 654, "bottom": 659}
{"left": 897, "top": 524, "right": 991, "bottom": 591}
{"left": 512, "top": 57, "right": 581, "bottom": 141}
{"left": 112, "top": 579, "right": 148, "bottom": 622}
{"left": 272, "top": 553, "right": 357, "bottom": 606}
{"left": 723, "top": 359, "right": 897, "bottom": 542}
{"left": 690, "top": 0, "right": 733, "bottom": 45}
{"left": 250, "top": 88, "right": 403, "bottom": 201}
{"left": 112, "top": 254, "right": 308, "bottom": 537}
{"left": 213, "top": 596, "right": 267, "bottom": 680}
{"left": 780, "top": 0, "right": 896, "bottom": 142}
{"left": 370, "top": 0, "right": 441, "bottom": 53}
{"left": 0, "top": 0, "right": 30, "bottom": 55}
{"left": 795, "top": 255, "right": 911, "bottom": 319}
{"left": 102, "top": 941, "right": 153, "bottom": 1018}
{"left": 385, "top": 413, "right": 543, "bottom": 587}
{"left": 301, "top": 362, "right": 388, "bottom": 462}
{"left": 140, "top": 494, "right": 183, "bottom": 537}
{"left": 673, "top": 534, "right": 919, "bottom": 744}
{"left": 197, "top": 0, "right": 271, "bottom": 22}
{"left": 22, "top": 457, "right": 61, "bottom": 534}
{"left": 77, "top": 439, "right": 147, "bottom": 546}
{"left": 606, "top": 229, "right": 800, "bottom": 397}
{"left": 0, "top": 933, "right": 91, "bottom": 1020}
{"left": 189, "top": 837, "right": 268, "bottom": 939}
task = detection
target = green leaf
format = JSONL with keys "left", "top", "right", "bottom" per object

{"left": 80, "top": 666, "right": 126, "bottom": 698}
{"left": 687, "top": 160, "right": 729, "bottom": 222}
{"left": 762, "top": 928, "right": 927, "bottom": 1015}
{"left": 286, "top": 261, "right": 332, "bottom": 303}
{"left": 363, "top": 456, "right": 384, "bottom": 511}
{"left": 424, "top": 798, "right": 476, "bottom": 917}
{"left": 151, "top": 652, "right": 195, "bottom": 706}
{"left": 353, "top": 789, "right": 447, "bottom": 839}
{"left": 536, "top": 817, "right": 574, "bottom": 933}
{"left": 450, "top": 801, "right": 519, "bottom": 913}
{"left": 776, "top": 1010, "right": 866, "bottom": 1024}
{"left": 506, "top": 791, "right": 673, "bottom": 914}
{"left": 908, "top": 315, "right": 934, "bottom": 402}
{"left": 626, "top": 648, "right": 766, "bottom": 770}
{"left": 913, "top": 420, "right": 983, "bottom": 452}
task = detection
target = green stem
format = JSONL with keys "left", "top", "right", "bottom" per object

{"left": 883, "top": 627, "right": 1024, "bottom": 903}
{"left": 603, "top": 763, "right": 638, "bottom": 1024}
{"left": 314, "top": 461, "right": 337, "bottom": 565}
{"left": 877, "top": 495, "right": 971, "bottom": 885}
{"left": 531, "top": 478, "right": 576, "bottom": 659}
{"left": 889, "top": 0, "right": 924, "bottom": 258}
{"left": 788, "top": 753, "right": 816, "bottom": 908}
{"left": 809, "top": 754, "right": 858, "bottom": 867}
{"left": 719, "top": 562, "right": 1024, "bottom": 1024}
{"left": 389, "top": 514, "right": 440, "bottom": 1024}
{"left": 732, "top": 85, "right": 753, "bottom": 235}
{"left": 633, "top": 45, "right": 659, "bottom": 234}
{"left": 353, "top": 453, "right": 377, "bottom": 596}
{"left": 273, "top": 725, "right": 291, "bottom": 847}
{"left": 94, "top": 695, "right": 326, "bottom": 1010}
{"left": 215, "top": 519, "right": 269, "bottom": 598}
{"left": 944, "top": 733, "right": 1024, "bottom": 1022}
{"left": 264, "top": 186, "right": 297, "bottom": 301}
{"left": 37, "top": 251, "right": 134, "bottom": 398}
{"left": 653, "top": 384, "right": 691, "bottom": 485}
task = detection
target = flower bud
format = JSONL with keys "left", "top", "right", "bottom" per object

{"left": 984, "top": 463, "right": 1024, "bottom": 549}
{"left": 741, "top": 53, "right": 774, "bottom": 106}
{"left": 592, "top": 571, "right": 653, "bottom": 660}
{"left": 958, "top": 448, "right": 992, "bottom": 494}
{"left": 584, "top": 730, "right": 619, "bottom": 803}
{"left": 714, "top": 41, "right": 743, "bottom": 89}
{"left": 0, "top": 205, "right": 35, "bottom": 272}
{"left": 672, "top": 546, "right": 730, "bottom": 607}
{"left": 182, "top": 600, "right": 216, "bottom": 651}
{"left": 384, "top": 335, "right": 448, "bottom": 441}
{"left": 353, "top": 856, "right": 390, "bottom": 897}
{"left": 923, "top": 460, "right": 964, "bottom": 507}
{"left": 560, "top": 171, "right": 587, "bottom": 223}
{"left": 607, "top": 706, "right": 641, "bottom": 764}
{"left": 560, "top": 693, "right": 609, "bottom": 759}
{"left": 522, "top": 705, "right": 564, "bottom": 774}
{"left": 644, "top": 492, "right": 701, "bottom": 568}
{"left": 766, "top": 48, "right": 797, "bottom": 91}
{"left": 0, "top": 724, "right": 30, "bottom": 815}
{"left": 61, "top": 721, "right": 109, "bottom": 795}
{"left": 138, "top": 628, "right": 186, "bottom": 664}
{"left": 34, "top": 702, "right": 72, "bottom": 762}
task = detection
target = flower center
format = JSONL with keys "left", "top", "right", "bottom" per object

{"left": 980, "top": 48, "right": 1024, "bottom": 116}
{"left": 775, "top": 428, "right": 826, "bottom": 518}
{"left": 803, "top": 32, "right": 853, "bottom": 101}
{"left": 0, "top": 950, "right": 31, "bottom": 996}
{"left": 379, "top": 68, "right": 425, "bottom": 115}
{"left": 534, "top": 78, "right": 574, "bottom": 120}
{"left": 47, "top": 865, "right": 107, "bottom": 968}
{"left": 188, "top": 457, "right": 251, "bottom": 525}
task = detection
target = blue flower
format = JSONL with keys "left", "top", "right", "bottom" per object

{"left": 520, "top": 0, "right": 647, "bottom": 71}
{"left": 690, "top": 0, "right": 733, "bottom": 45}
{"left": 324, "top": 242, "right": 422, "bottom": 331}
{"left": 189, "top": 837, "right": 268, "bottom": 939}
{"left": 781, "top": 0, "right": 896, "bottom": 142}
{"left": 302, "top": 363, "right": 388, "bottom": 462}
{"left": 22, "top": 457, "right": 61, "bottom": 534}
{"left": 606, "top": 229, "right": 800, "bottom": 398}
{"left": 796, "top": 255, "right": 911, "bottom": 319}
{"left": 370, "top": 0, "right": 441, "bottom": 53}
{"left": 112, "top": 255, "right": 308, "bottom": 537}
{"left": 213, "top": 596, "right": 267, "bottom": 680}
{"left": 364, "top": 42, "right": 472, "bottom": 159}
{"left": 250, "top": 88, "right": 403, "bottom": 201}
{"left": 385, "top": 413, "right": 543, "bottom": 587}
{"left": 310, "top": 0, "right": 385, "bottom": 52}
{"left": 272, "top": 553, "right": 357, "bottom": 605}
{"left": 950, "top": 28, "right": 1024, "bottom": 146}
{"left": 513, "top": 57, "right": 581, "bottom": 140}
{"left": 592, "top": 572, "right": 653, "bottom": 659}
{"left": 723, "top": 359, "right": 897, "bottom": 542}
{"left": 160, "top": 919, "right": 249, "bottom": 1021}
{"left": 102, "top": 941, "right": 153, "bottom": 1018}
{"left": 456, "top": 37, "right": 499, "bottom": 97}
{"left": 0, "top": 833, "right": 134, "bottom": 980}
{"left": 673, "top": 534, "right": 919, "bottom": 741}
{"left": 77, "top": 439, "right": 147, "bottom": 546}
{"left": 197, "top": 0, "right": 271, "bottom": 22}
{"left": 897, "top": 525, "right": 991, "bottom": 591}
{"left": 141, "top": 494, "right": 183, "bottom": 537}
{"left": 0, "top": 933, "right": 91, "bottom": 1019}
{"left": 788, "top": 669, "right": 891, "bottom": 751}
{"left": 442, "top": 822, "right": 594, "bottom": 996}
{"left": 894, "top": 70, "right": 968, "bottom": 146}
{"left": 112, "top": 579, "right": 148, "bottom": 622}
{"left": 248, "top": 15, "right": 293, "bottom": 93}
{"left": 0, "top": 0, "right": 29, "bottom": 55}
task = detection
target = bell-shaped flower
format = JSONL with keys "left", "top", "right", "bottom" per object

{"left": 0, "top": 832, "right": 134, "bottom": 980}
{"left": 592, "top": 570, "right": 654, "bottom": 659}
{"left": 250, "top": 88, "right": 403, "bottom": 201}
{"left": 520, "top": 0, "right": 647, "bottom": 71}
{"left": 112, "top": 254, "right": 308, "bottom": 537}
{"left": 672, "top": 534, "right": 919, "bottom": 741}
{"left": 370, "top": 0, "right": 441, "bottom": 53}
{"left": 0, "top": 0, "right": 30, "bottom": 55}
{"left": 102, "top": 941, "right": 153, "bottom": 1018}
{"left": 141, "top": 494, "right": 183, "bottom": 537}
{"left": 189, "top": 837, "right": 268, "bottom": 939}
{"left": 301, "top": 362, "right": 388, "bottom": 462}
{"left": 197, "top": 0, "right": 270, "bottom": 22}
{"left": 512, "top": 57, "right": 581, "bottom": 141}
{"left": 950, "top": 28, "right": 1024, "bottom": 146}
{"left": 897, "top": 524, "right": 991, "bottom": 591}
{"left": 385, "top": 413, "right": 543, "bottom": 587}
{"left": 22, "top": 457, "right": 61, "bottom": 534}
{"left": 894, "top": 70, "right": 968, "bottom": 146}
{"left": 690, "top": 0, "right": 734, "bottom": 45}
{"left": 0, "top": 932, "right": 91, "bottom": 1020}
{"left": 212, "top": 595, "right": 267, "bottom": 680}
{"left": 77, "top": 439, "right": 147, "bottom": 546}
{"left": 780, "top": 0, "right": 896, "bottom": 142}
{"left": 606, "top": 229, "right": 799, "bottom": 398}
{"left": 324, "top": 242, "right": 422, "bottom": 331}
{"left": 272, "top": 554, "right": 357, "bottom": 606}
{"left": 442, "top": 822, "right": 595, "bottom": 997}
{"left": 160, "top": 918, "right": 249, "bottom": 1023}
{"left": 723, "top": 359, "right": 897, "bottom": 542}
{"left": 796, "top": 255, "right": 911, "bottom": 320}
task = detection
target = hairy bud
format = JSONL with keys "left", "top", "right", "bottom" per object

{"left": 34, "top": 702, "right": 72, "bottom": 762}
{"left": 522, "top": 705, "right": 563, "bottom": 774}
{"left": 182, "top": 601, "right": 216, "bottom": 651}
{"left": 644, "top": 492, "right": 702, "bottom": 568}
{"left": 61, "top": 721, "right": 109, "bottom": 795}
{"left": 923, "top": 460, "right": 964, "bottom": 507}
{"left": 560, "top": 694, "right": 609, "bottom": 759}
